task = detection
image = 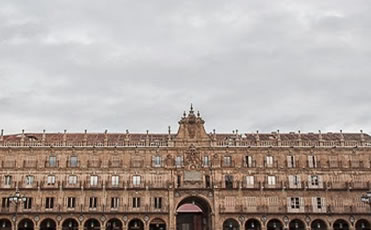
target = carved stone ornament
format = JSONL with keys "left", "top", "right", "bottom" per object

{"left": 184, "top": 144, "right": 201, "bottom": 169}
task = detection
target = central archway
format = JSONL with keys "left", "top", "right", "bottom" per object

{"left": 176, "top": 196, "right": 212, "bottom": 230}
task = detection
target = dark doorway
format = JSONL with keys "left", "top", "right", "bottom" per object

{"left": 333, "top": 220, "right": 349, "bottom": 230}
{"left": 289, "top": 219, "right": 305, "bottom": 230}
{"left": 0, "top": 219, "right": 12, "bottom": 230}
{"left": 311, "top": 219, "right": 327, "bottom": 230}
{"left": 149, "top": 218, "right": 166, "bottom": 230}
{"left": 267, "top": 219, "right": 283, "bottom": 230}
{"left": 356, "top": 220, "right": 371, "bottom": 230}
{"left": 18, "top": 219, "right": 34, "bottom": 230}
{"left": 176, "top": 196, "right": 212, "bottom": 230}
{"left": 223, "top": 219, "right": 240, "bottom": 230}
{"left": 245, "top": 219, "right": 261, "bottom": 230}
{"left": 106, "top": 219, "right": 122, "bottom": 230}
{"left": 62, "top": 219, "right": 79, "bottom": 230}
{"left": 40, "top": 219, "right": 56, "bottom": 230}
{"left": 84, "top": 219, "right": 100, "bottom": 230}
{"left": 128, "top": 219, "right": 144, "bottom": 230}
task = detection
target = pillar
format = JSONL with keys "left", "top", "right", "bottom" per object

{"left": 168, "top": 189, "right": 175, "bottom": 230}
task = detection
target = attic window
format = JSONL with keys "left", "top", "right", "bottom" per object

{"left": 27, "top": 136, "right": 38, "bottom": 141}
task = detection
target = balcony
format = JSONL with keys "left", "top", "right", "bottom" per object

{"left": 264, "top": 160, "right": 278, "bottom": 168}
{"left": 327, "top": 181, "right": 349, "bottom": 190}
{"left": 66, "top": 160, "right": 80, "bottom": 168}
{"left": 130, "top": 160, "right": 144, "bottom": 168}
{"left": 221, "top": 160, "right": 235, "bottom": 168}
{"left": 351, "top": 181, "right": 369, "bottom": 190}
{"left": 62, "top": 181, "right": 82, "bottom": 189}
{"left": 40, "top": 181, "right": 60, "bottom": 190}
{"left": 127, "top": 181, "right": 146, "bottom": 190}
{"left": 88, "top": 160, "right": 101, "bottom": 168}
{"left": 109, "top": 160, "right": 122, "bottom": 168}
{"left": 84, "top": 181, "right": 104, "bottom": 190}
{"left": 241, "top": 181, "right": 260, "bottom": 190}
{"left": 243, "top": 160, "right": 257, "bottom": 168}
{"left": 263, "top": 181, "right": 283, "bottom": 190}
{"left": 45, "top": 160, "right": 59, "bottom": 168}
{"left": 1, "top": 160, "right": 16, "bottom": 168}
{"left": 23, "top": 160, "right": 38, "bottom": 168}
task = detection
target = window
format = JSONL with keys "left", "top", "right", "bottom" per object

{"left": 203, "top": 156, "right": 209, "bottom": 167}
{"left": 4, "top": 175, "right": 12, "bottom": 186}
{"left": 1, "top": 197, "right": 9, "bottom": 208}
{"left": 287, "top": 155, "right": 295, "bottom": 168}
{"left": 68, "top": 175, "right": 77, "bottom": 185}
{"left": 67, "top": 197, "right": 75, "bottom": 209}
{"left": 70, "top": 156, "right": 78, "bottom": 167}
{"left": 177, "top": 175, "right": 181, "bottom": 187}
{"left": 111, "top": 197, "right": 119, "bottom": 209}
{"left": 245, "top": 156, "right": 253, "bottom": 167}
{"left": 45, "top": 197, "right": 54, "bottom": 209}
{"left": 49, "top": 156, "right": 57, "bottom": 167}
{"left": 175, "top": 156, "right": 183, "bottom": 167}
{"left": 288, "top": 175, "right": 301, "bottom": 188}
{"left": 310, "top": 175, "right": 319, "bottom": 186}
{"left": 205, "top": 175, "right": 211, "bottom": 188}
{"left": 290, "top": 197, "right": 300, "bottom": 209}
{"left": 132, "top": 197, "right": 140, "bottom": 208}
{"left": 154, "top": 197, "right": 162, "bottom": 209}
{"left": 266, "top": 156, "right": 274, "bottom": 167}
{"left": 153, "top": 156, "right": 161, "bottom": 167}
{"left": 223, "top": 156, "right": 232, "bottom": 167}
{"left": 47, "top": 175, "right": 56, "bottom": 185}
{"left": 293, "top": 175, "right": 299, "bottom": 186}
{"left": 308, "top": 155, "right": 317, "bottom": 168}
{"left": 90, "top": 175, "right": 98, "bottom": 186}
{"left": 246, "top": 176, "right": 254, "bottom": 185}
{"left": 316, "top": 197, "right": 322, "bottom": 209}
{"left": 267, "top": 176, "right": 276, "bottom": 185}
{"left": 25, "top": 175, "right": 34, "bottom": 185}
{"left": 89, "top": 197, "right": 97, "bottom": 209}
{"left": 112, "top": 176, "right": 119, "bottom": 186}
{"left": 24, "top": 197, "right": 32, "bottom": 209}
{"left": 133, "top": 175, "right": 141, "bottom": 186}
{"left": 225, "top": 175, "right": 234, "bottom": 189}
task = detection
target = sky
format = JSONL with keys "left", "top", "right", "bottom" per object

{"left": 0, "top": 0, "right": 370, "bottom": 135}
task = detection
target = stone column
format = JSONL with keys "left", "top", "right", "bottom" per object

{"left": 168, "top": 189, "right": 175, "bottom": 230}
{"left": 213, "top": 190, "right": 221, "bottom": 230}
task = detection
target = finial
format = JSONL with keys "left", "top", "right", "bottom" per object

{"left": 190, "top": 103, "right": 193, "bottom": 112}
{"left": 146, "top": 130, "right": 149, "bottom": 135}
{"left": 22, "top": 129, "right": 24, "bottom": 134}
{"left": 168, "top": 126, "right": 171, "bottom": 134}
{"left": 277, "top": 129, "right": 280, "bottom": 133}
{"left": 104, "top": 129, "right": 108, "bottom": 134}
{"left": 126, "top": 129, "right": 129, "bottom": 134}
{"left": 340, "top": 129, "right": 342, "bottom": 133}
{"left": 360, "top": 130, "right": 363, "bottom": 133}
{"left": 63, "top": 129, "right": 66, "bottom": 134}
{"left": 1, "top": 129, "right": 3, "bottom": 136}
{"left": 318, "top": 130, "right": 321, "bottom": 134}
{"left": 213, "top": 129, "right": 216, "bottom": 134}
{"left": 197, "top": 111, "right": 200, "bottom": 117}
{"left": 298, "top": 130, "right": 301, "bottom": 134}
{"left": 256, "top": 130, "right": 259, "bottom": 134}
{"left": 183, "top": 111, "right": 186, "bottom": 117}
{"left": 84, "top": 129, "right": 87, "bottom": 134}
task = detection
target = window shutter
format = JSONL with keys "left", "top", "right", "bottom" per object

{"left": 299, "top": 197, "right": 304, "bottom": 212}
{"left": 287, "top": 156, "right": 292, "bottom": 168}
{"left": 308, "top": 156, "right": 313, "bottom": 168}
{"left": 287, "top": 197, "right": 292, "bottom": 212}
{"left": 321, "top": 198, "right": 326, "bottom": 212}
{"left": 297, "top": 175, "right": 301, "bottom": 188}
{"left": 318, "top": 175, "right": 323, "bottom": 188}
{"left": 288, "top": 175, "right": 293, "bottom": 188}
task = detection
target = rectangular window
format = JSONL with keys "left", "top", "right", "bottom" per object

{"left": 49, "top": 156, "right": 57, "bottom": 167}
{"left": 177, "top": 175, "right": 181, "bottom": 188}
{"left": 24, "top": 197, "right": 32, "bottom": 209}
{"left": 290, "top": 197, "right": 300, "bottom": 209}
{"left": 154, "top": 197, "right": 162, "bottom": 209}
{"left": 70, "top": 156, "right": 78, "bottom": 167}
{"left": 112, "top": 176, "right": 119, "bottom": 186}
{"left": 89, "top": 197, "right": 97, "bottom": 209}
{"left": 67, "top": 197, "right": 76, "bottom": 209}
{"left": 246, "top": 176, "right": 254, "bottom": 185}
{"left": 4, "top": 175, "right": 12, "bottom": 186}
{"left": 245, "top": 156, "right": 253, "bottom": 167}
{"left": 1, "top": 197, "right": 10, "bottom": 208}
{"left": 132, "top": 197, "right": 140, "bottom": 208}
{"left": 90, "top": 175, "right": 98, "bottom": 186}
{"left": 68, "top": 175, "right": 77, "bottom": 185}
{"left": 266, "top": 156, "right": 274, "bottom": 167}
{"left": 47, "top": 175, "right": 56, "bottom": 185}
{"left": 287, "top": 155, "right": 295, "bottom": 168}
{"left": 25, "top": 175, "right": 34, "bottom": 185}
{"left": 311, "top": 175, "right": 319, "bottom": 186}
{"left": 205, "top": 175, "right": 211, "bottom": 188}
{"left": 203, "top": 156, "right": 209, "bottom": 167}
{"left": 133, "top": 175, "right": 141, "bottom": 186}
{"left": 225, "top": 175, "right": 234, "bottom": 189}
{"left": 224, "top": 156, "right": 232, "bottom": 167}
{"left": 153, "top": 156, "right": 161, "bottom": 167}
{"left": 111, "top": 197, "right": 120, "bottom": 209}
{"left": 45, "top": 197, "right": 54, "bottom": 209}
{"left": 316, "top": 197, "right": 322, "bottom": 209}
{"left": 175, "top": 156, "right": 183, "bottom": 167}
{"left": 308, "top": 155, "right": 317, "bottom": 168}
{"left": 267, "top": 176, "right": 276, "bottom": 185}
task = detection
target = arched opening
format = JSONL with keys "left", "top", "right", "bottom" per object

{"left": 245, "top": 219, "right": 261, "bottom": 230}
{"left": 289, "top": 220, "right": 305, "bottom": 230}
{"left": 176, "top": 196, "right": 212, "bottom": 230}
{"left": 149, "top": 218, "right": 166, "bottom": 230}
{"left": 311, "top": 219, "right": 327, "bottom": 230}
{"left": 40, "top": 219, "right": 57, "bottom": 230}
{"left": 62, "top": 219, "right": 79, "bottom": 230}
{"left": 106, "top": 219, "right": 122, "bottom": 230}
{"left": 356, "top": 220, "right": 370, "bottom": 230}
{"left": 333, "top": 220, "right": 349, "bottom": 230}
{"left": 128, "top": 219, "right": 144, "bottom": 230}
{"left": 18, "top": 219, "right": 34, "bottom": 230}
{"left": 223, "top": 218, "right": 240, "bottom": 230}
{"left": 84, "top": 219, "right": 100, "bottom": 230}
{"left": 0, "top": 219, "right": 12, "bottom": 230}
{"left": 267, "top": 219, "right": 283, "bottom": 230}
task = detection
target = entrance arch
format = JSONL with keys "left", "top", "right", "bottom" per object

{"left": 84, "top": 219, "right": 100, "bottom": 230}
{"left": 128, "top": 219, "right": 144, "bottom": 230}
{"left": 223, "top": 218, "right": 240, "bottom": 230}
{"left": 356, "top": 220, "right": 371, "bottom": 230}
{"left": 245, "top": 219, "right": 261, "bottom": 230}
{"left": 176, "top": 196, "right": 212, "bottom": 230}
{"left": 62, "top": 219, "right": 79, "bottom": 230}
{"left": 311, "top": 219, "right": 327, "bottom": 230}
{"left": 40, "top": 219, "right": 57, "bottom": 230}
{"left": 18, "top": 219, "right": 34, "bottom": 230}
{"left": 149, "top": 218, "right": 166, "bottom": 230}
{"left": 106, "top": 219, "right": 122, "bottom": 230}
{"left": 267, "top": 219, "right": 283, "bottom": 230}
{"left": 333, "top": 220, "right": 349, "bottom": 230}
{"left": 289, "top": 220, "right": 305, "bottom": 230}
{"left": 0, "top": 219, "right": 12, "bottom": 230}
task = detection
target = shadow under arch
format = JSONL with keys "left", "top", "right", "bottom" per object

{"left": 245, "top": 219, "right": 261, "bottom": 230}
{"left": 106, "top": 218, "right": 122, "bottom": 230}
{"left": 128, "top": 219, "right": 144, "bottom": 230}
{"left": 311, "top": 219, "right": 327, "bottom": 230}
{"left": 223, "top": 218, "right": 240, "bottom": 230}
{"left": 0, "top": 219, "right": 12, "bottom": 230}
{"left": 18, "top": 219, "right": 34, "bottom": 230}
{"left": 40, "top": 219, "right": 57, "bottom": 230}
{"left": 356, "top": 219, "right": 371, "bottom": 230}
{"left": 176, "top": 195, "right": 213, "bottom": 230}
{"left": 149, "top": 218, "right": 166, "bottom": 230}
{"left": 62, "top": 218, "right": 79, "bottom": 230}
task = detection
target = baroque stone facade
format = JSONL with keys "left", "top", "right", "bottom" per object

{"left": 1, "top": 107, "right": 371, "bottom": 230}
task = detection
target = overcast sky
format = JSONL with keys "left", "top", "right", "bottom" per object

{"left": 0, "top": 0, "right": 370, "bottom": 135}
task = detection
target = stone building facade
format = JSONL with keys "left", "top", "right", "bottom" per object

{"left": 1, "top": 107, "right": 371, "bottom": 230}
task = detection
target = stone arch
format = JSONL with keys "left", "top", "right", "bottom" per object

{"left": 333, "top": 219, "right": 349, "bottom": 230}
{"left": 18, "top": 218, "right": 35, "bottom": 230}
{"left": 267, "top": 219, "right": 283, "bottom": 230}
{"left": 62, "top": 218, "right": 79, "bottom": 230}
{"left": 0, "top": 218, "right": 12, "bottom": 230}
{"left": 223, "top": 218, "right": 240, "bottom": 230}
{"left": 128, "top": 219, "right": 144, "bottom": 230}
{"left": 289, "top": 219, "right": 306, "bottom": 230}
{"left": 149, "top": 218, "right": 166, "bottom": 230}
{"left": 311, "top": 219, "right": 328, "bottom": 230}
{"left": 84, "top": 218, "right": 101, "bottom": 230}
{"left": 245, "top": 218, "right": 262, "bottom": 230}
{"left": 106, "top": 218, "right": 122, "bottom": 230}
{"left": 356, "top": 220, "right": 370, "bottom": 230}
{"left": 40, "top": 219, "right": 57, "bottom": 230}
{"left": 174, "top": 194, "right": 214, "bottom": 214}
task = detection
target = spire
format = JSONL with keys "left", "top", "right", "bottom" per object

{"left": 189, "top": 103, "right": 194, "bottom": 115}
